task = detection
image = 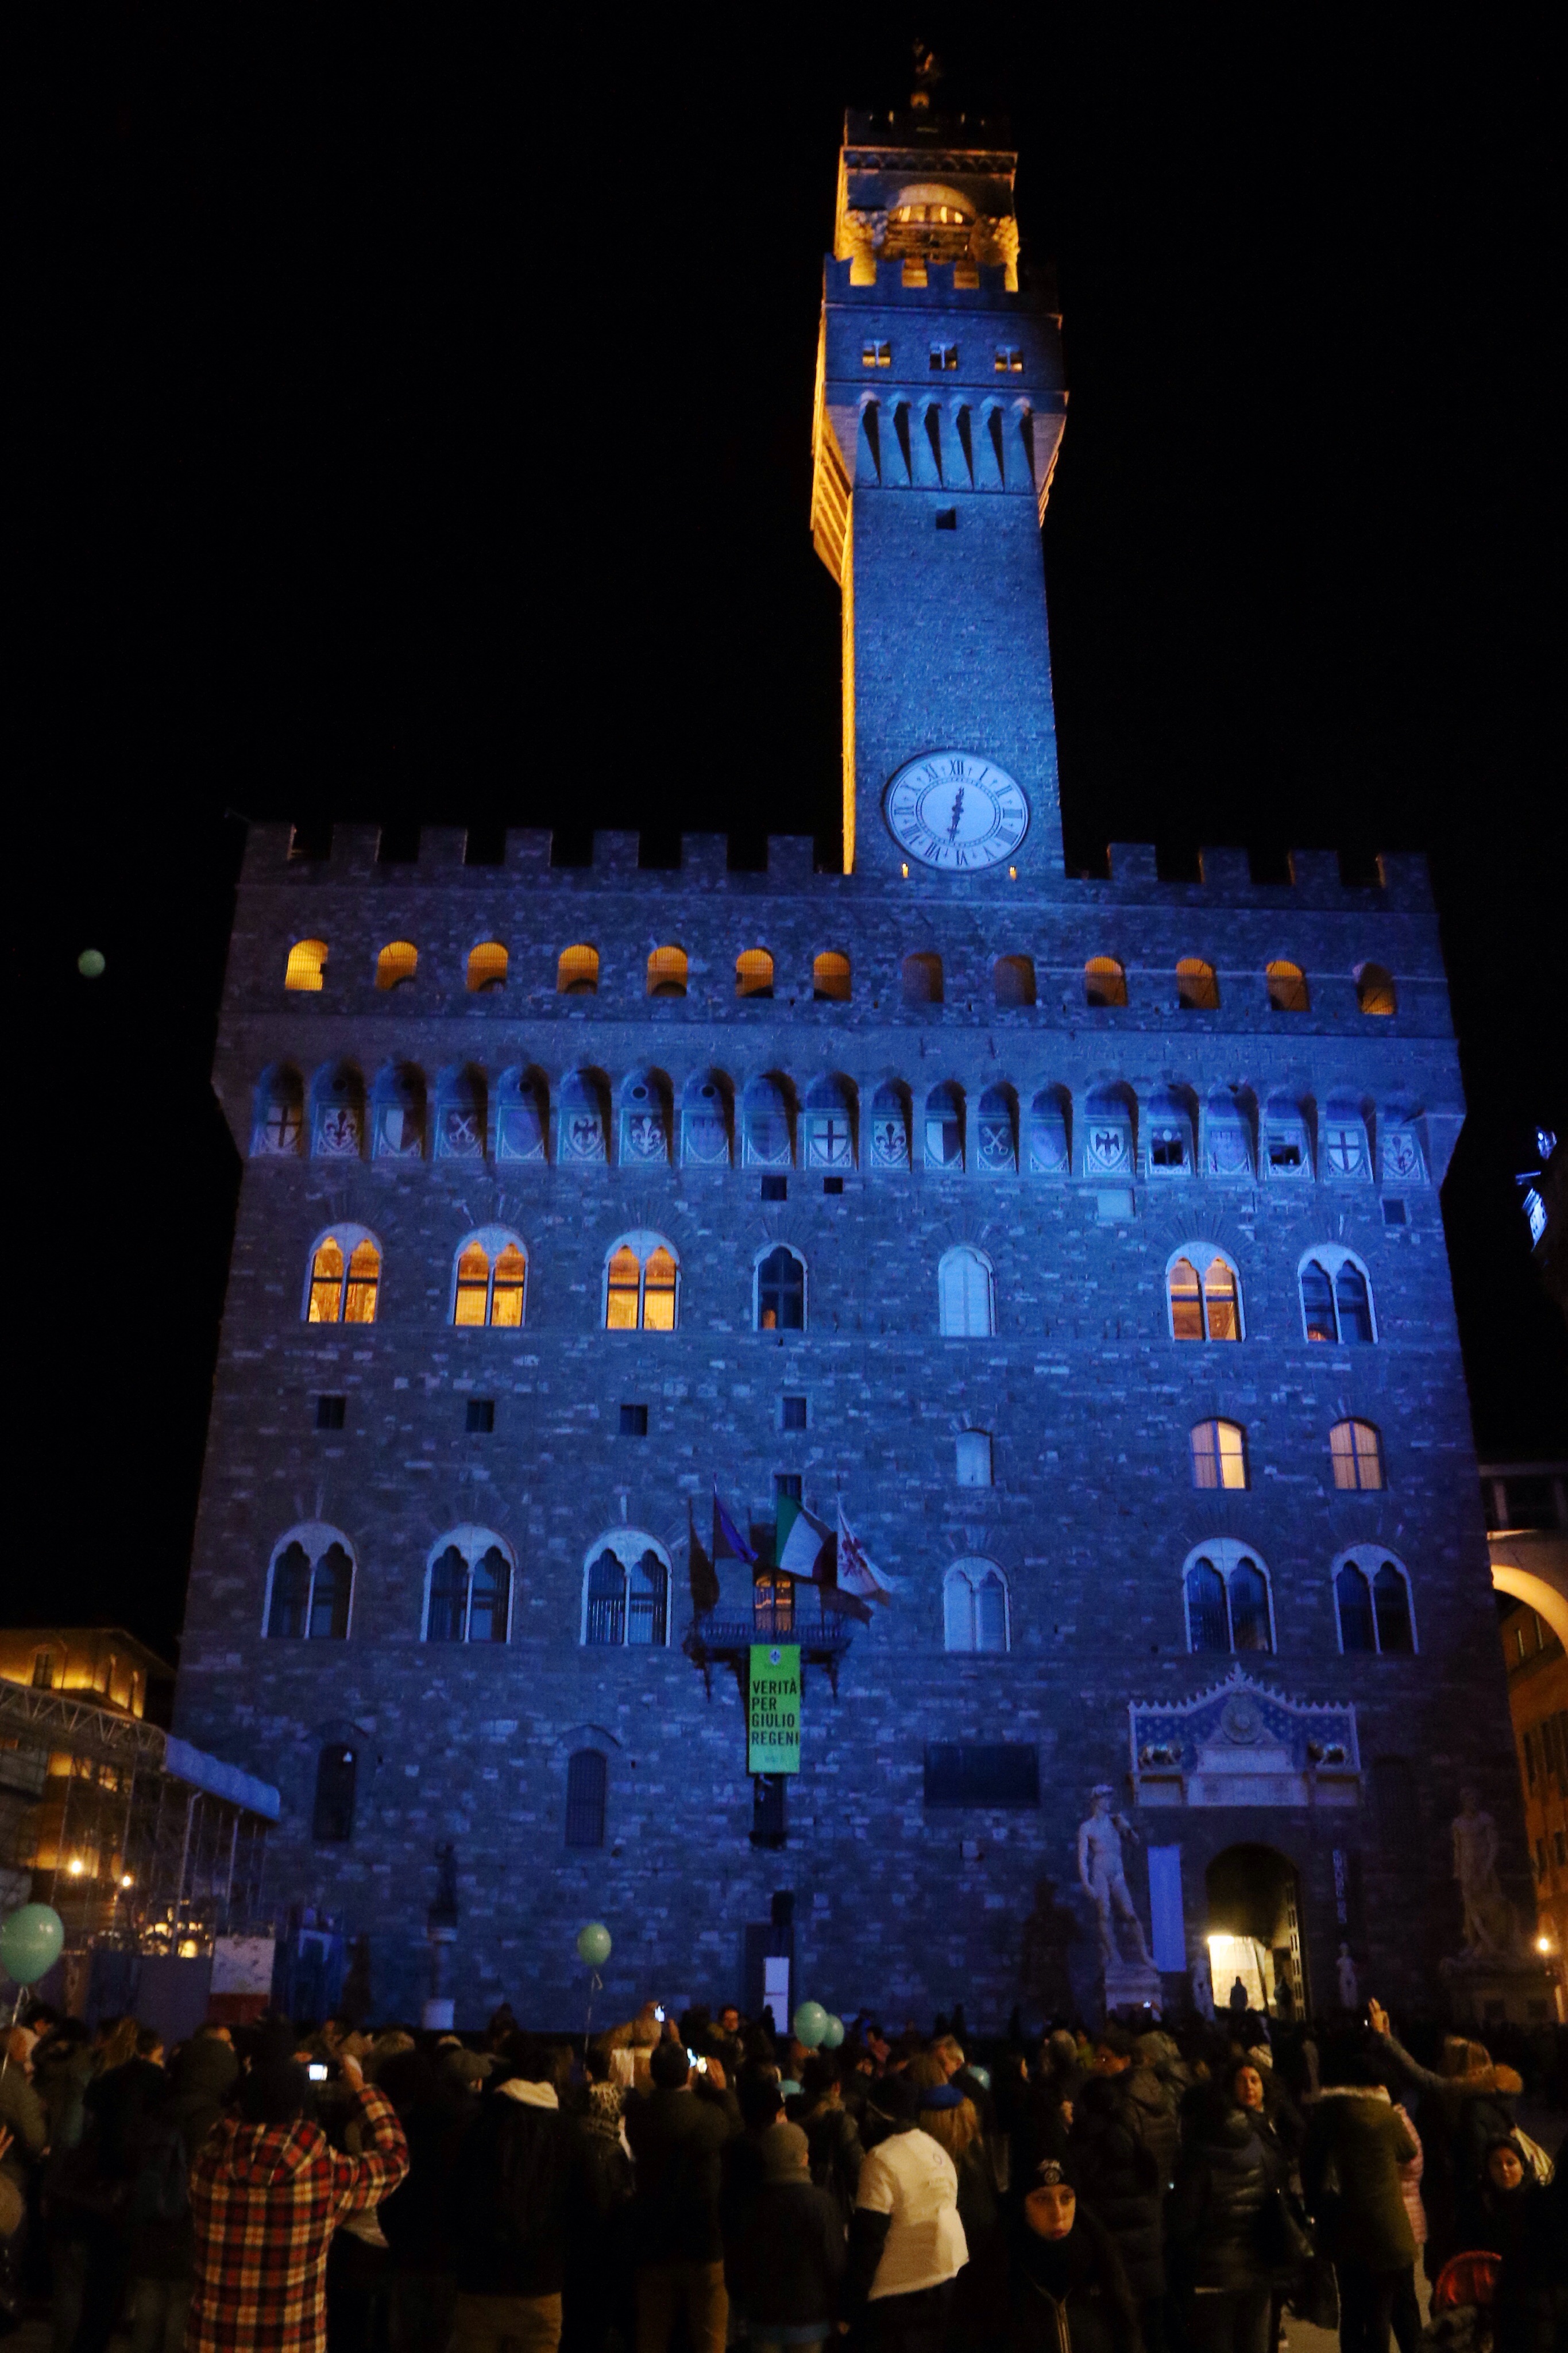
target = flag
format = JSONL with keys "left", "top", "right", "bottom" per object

{"left": 713, "top": 1480, "right": 756, "bottom": 1564}
{"left": 836, "top": 1502, "right": 899, "bottom": 1603}
{"left": 776, "top": 1494, "right": 833, "bottom": 1580}
{"left": 821, "top": 1581, "right": 873, "bottom": 1626}
{"left": 688, "top": 1500, "right": 720, "bottom": 1615}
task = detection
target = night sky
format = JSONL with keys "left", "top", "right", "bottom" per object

{"left": 16, "top": 17, "right": 1564, "bottom": 1661}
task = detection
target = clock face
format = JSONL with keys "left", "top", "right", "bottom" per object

{"left": 883, "top": 751, "right": 1030, "bottom": 872}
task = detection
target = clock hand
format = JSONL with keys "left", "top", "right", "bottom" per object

{"left": 947, "top": 786, "right": 965, "bottom": 840}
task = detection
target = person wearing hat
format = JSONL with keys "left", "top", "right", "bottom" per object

{"left": 842, "top": 2075, "right": 968, "bottom": 2353}
{"left": 1007, "top": 2158, "right": 1141, "bottom": 2353}
{"left": 724, "top": 2121, "right": 845, "bottom": 2353}
{"left": 918, "top": 2083, "right": 1005, "bottom": 2353}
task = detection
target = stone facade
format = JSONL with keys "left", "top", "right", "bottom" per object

{"left": 173, "top": 114, "right": 1526, "bottom": 2027}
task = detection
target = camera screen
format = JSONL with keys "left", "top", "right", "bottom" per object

{"left": 307, "top": 2062, "right": 329, "bottom": 2082}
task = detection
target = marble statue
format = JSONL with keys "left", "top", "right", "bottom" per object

{"left": 1336, "top": 1942, "right": 1358, "bottom": 2009}
{"left": 1451, "top": 1787, "right": 1516, "bottom": 1957}
{"left": 1076, "top": 1785, "right": 1153, "bottom": 1968}
{"left": 1189, "top": 1945, "right": 1214, "bottom": 2020}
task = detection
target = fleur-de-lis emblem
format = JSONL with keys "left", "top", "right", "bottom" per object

{"left": 319, "top": 1108, "right": 359, "bottom": 1155}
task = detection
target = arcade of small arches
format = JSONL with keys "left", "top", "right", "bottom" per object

{"left": 259, "top": 1524, "right": 1419, "bottom": 1661}
{"left": 253, "top": 1062, "right": 1430, "bottom": 1194}
{"left": 280, "top": 934, "right": 1401, "bottom": 1019}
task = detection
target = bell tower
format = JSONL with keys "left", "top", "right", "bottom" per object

{"left": 811, "top": 111, "right": 1068, "bottom": 880}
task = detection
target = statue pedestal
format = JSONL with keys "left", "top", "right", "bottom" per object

{"left": 1102, "top": 1953, "right": 1163, "bottom": 2021}
{"left": 1441, "top": 1953, "right": 1563, "bottom": 2027}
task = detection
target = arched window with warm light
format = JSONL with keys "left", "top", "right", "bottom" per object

{"left": 802, "top": 1075, "right": 855, "bottom": 1169}
{"left": 604, "top": 1235, "right": 679, "bottom": 1332}
{"left": 1267, "top": 961, "right": 1310, "bottom": 1012}
{"left": 376, "top": 941, "right": 418, "bottom": 990}
{"left": 305, "top": 1227, "right": 381, "bottom": 1324}
{"left": 1191, "top": 1419, "right": 1248, "bottom": 1490}
{"left": 1330, "top": 1418, "right": 1384, "bottom": 1490}
{"left": 813, "top": 951, "right": 851, "bottom": 1002}
{"left": 939, "top": 1245, "right": 994, "bottom": 1337}
{"left": 924, "top": 1083, "right": 964, "bottom": 1171}
{"left": 1183, "top": 1540, "right": 1273, "bottom": 1654}
{"left": 558, "top": 944, "right": 598, "bottom": 996}
{"left": 284, "top": 938, "right": 327, "bottom": 992}
{"left": 265, "top": 1525, "right": 355, "bottom": 1640}
{"left": 1177, "top": 956, "right": 1219, "bottom": 1010}
{"left": 994, "top": 955, "right": 1035, "bottom": 1008}
{"left": 736, "top": 949, "right": 774, "bottom": 999}
{"left": 467, "top": 941, "right": 508, "bottom": 992}
{"left": 647, "top": 945, "right": 688, "bottom": 998}
{"left": 1334, "top": 1548, "right": 1416, "bottom": 1654}
{"left": 1299, "top": 1248, "right": 1376, "bottom": 1344}
{"left": 582, "top": 1533, "right": 671, "bottom": 1646}
{"left": 423, "top": 1527, "right": 514, "bottom": 1644}
{"left": 1356, "top": 963, "right": 1397, "bottom": 1016}
{"left": 1167, "top": 1250, "right": 1242, "bottom": 1341}
{"left": 452, "top": 1229, "right": 527, "bottom": 1328}
{"left": 253, "top": 1066, "right": 304, "bottom": 1156}
{"left": 944, "top": 1559, "right": 1010, "bottom": 1653}
{"left": 756, "top": 1245, "right": 806, "bottom": 1332}
{"left": 902, "top": 952, "right": 943, "bottom": 1007}
{"left": 1084, "top": 955, "right": 1127, "bottom": 1008}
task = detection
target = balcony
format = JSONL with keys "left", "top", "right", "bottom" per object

{"left": 683, "top": 1584, "right": 856, "bottom": 1697}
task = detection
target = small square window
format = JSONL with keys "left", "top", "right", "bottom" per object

{"left": 465, "top": 1398, "right": 495, "bottom": 1434}
{"left": 761, "top": 1175, "right": 787, "bottom": 1202}
{"left": 935, "top": 508, "right": 957, "bottom": 531}
{"left": 774, "top": 1472, "right": 802, "bottom": 1502}
{"left": 955, "top": 1430, "right": 992, "bottom": 1487}
{"left": 862, "top": 340, "right": 891, "bottom": 367}
{"left": 1382, "top": 1197, "right": 1408, "bottom": 1226}
{"left": 315, "top": 1394, "right": 346, "bottom": 1432}
{"left": 619, "top": 1404, "right": 648, "bottom": 1437}
{"left": 994, "top": 346, "right": 1023, "bottom": 372}
{"left": 781, "top": 1395, "right": 808, "bottom": 1432}
{"left": 929, "top": 343, "right": 958, "bottom": 371}
{"left": 822, "top": 1175, "right": 844, "bottom": 1195}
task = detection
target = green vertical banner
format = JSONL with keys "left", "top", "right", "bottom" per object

{"left": 748, "top": 1645, "right": 802, "bottom": 1775}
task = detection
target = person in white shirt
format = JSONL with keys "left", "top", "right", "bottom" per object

{"left": 841, "top": 2077, "right": 968, "bottom": 2353}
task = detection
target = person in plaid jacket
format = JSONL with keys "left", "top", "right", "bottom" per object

{"left": 187, "top": 2039, "right": 408, "bottom": 2352}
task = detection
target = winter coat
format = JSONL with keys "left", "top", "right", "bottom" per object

{"left": 1004, "top": 2208, "right": 1142, "bottom": 2353}
{"left": 727, "top": 2177, "right": 846, "bottom": 2328}
{"left": 169, "top": 2036, "right": 241, "bottom": 2166}
{"left": 1165, "top": 2105, "right": 1277, "bottom": 2295}
{"left": 1391, "top": 2105, "right": 1425, "bottom": 2250}
{"left": 1299, "top": 2085, "right": 1416, "bottom": 2271}
{"left": 0, "top": 2064, "right": 47, "bottom": 2186}
{"left": 804, "top": 2101, "right": 864, "bottom": 2227}
{"left": 1069, "top": 2073, "right": 1164, "bottom": 2300}
{"left": 1122, "top": 2066, "right": 1181, "bottom": 2193}
{"left": 1372, "top": 2031, "right": 1520, "bottom": 2269}
{"left": 1491, "top": 2162, "right": 1568, "bottom": 2353}
{"left": 374, "top": 2054, "right": 470, "bottom": 2275}
{"left": 447, "top": 2083, "right": 585, "bottom": 2298}
{"left": 623, "top": 2081, "right": 736, "bottom": 2266}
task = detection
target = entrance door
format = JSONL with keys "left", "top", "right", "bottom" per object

{"left": 1204, "top": 1843, "right": 1307, "bottom": 2017}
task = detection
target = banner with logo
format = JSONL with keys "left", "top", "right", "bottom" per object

{"left": 748, "top": 1645, "right": 801, "bottom": 1775}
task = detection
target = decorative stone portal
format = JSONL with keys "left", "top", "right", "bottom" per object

{"left": 1129, "top": 1666, "right": 1360, "bottom": 1808}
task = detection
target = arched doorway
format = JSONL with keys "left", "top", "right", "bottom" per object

{"left": 1205, "top": 1845, "right": 1306, "bottom": 2018}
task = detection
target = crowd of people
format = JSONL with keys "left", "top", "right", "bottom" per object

{"left": 0, "top": 1986, "right": 1561, "bottom": 2353}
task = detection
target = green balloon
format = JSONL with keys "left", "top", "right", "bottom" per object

{"left": 821, "top": 2013, "right": 845, "bottom": 2050}
{"left": 0, "top": 1903, "right": 64, "bottom": 1986}
{"left": 576, "top": 1922, "right": 612, "bottom": 1968}
{"left": 793, "top": 2000, "right": 829, "bottom": 2048}
{"left": 77, "top": 949, "right": 105, "bottom": 979}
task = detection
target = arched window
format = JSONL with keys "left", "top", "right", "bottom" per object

{"left": 1330, "top": 1418, "right": 1384, "bottom": 1491}
{"left": 253, "top": 1066, "right": 304, "bottom": 1156}
{"left": 376, "top": 941, "right": 418, "bottom": 990}
{"left": 955, "top": 1430, "right": 993, "bottom": 1487}
{"left": 1263, "top": 1094, "right": 1311, "bottom": 1178}
{"left": 1146, "top": 1089, "right": 1194, "bottom": 1176}
{"left": 902, "top": 952, "right": 943, "bottom": 1007}
{"left": 1204, "top": 1090, "right": 1253, "bottom": 1180}
{"left": 284, "top": 938, "right": 327, "bottom": 992}
{"left": 1334, "top": 1549, "right": 1416, "bottom": 1654}
{"left": 604, "top": 1236, "right": 679, "bottom": 1331}
{"left": 1267, "top": 961, "right": 1310, "bottom": 1013}
{"left": 939, "top": 1245, "right": 994, "bottom": 1336}
{"left": 559, "top": 1070, "right": 609, "bottom": 1163}
{"left": 311, "top": 1063, "right": 364, "bottom": 1158}
{"left": 944, "top": 1560, "right": 1009, "bottom": 1653}
{"left": 372, "top": 1063, "right": 426, "bottom": 1159}
{"left": 619, "top": 1070, "right": 671, "bottom": 1164}
{"left": 1167, "top": 1251, "right": 1242, "bottom": 1341}
{"left": 994, "top": 955, "right": 1035, "bottom": 1008}
{"left": 1357, "top": 962, "right": 1397, "bottom": 1016}
{"left": 495, "top": 1067, "right": 547, "bottom": 1163}
{"left": 452, "top": 1229, "right": 527, "bottom": 1328}
{"left": 756, "top": 1245, "right": 805, "bottom": 1332}
{"left": 1183, "top": 1541, "right": 1273, "bottom": 1654}
{"left": 813, "top": 951, "right": 851, "bottom": 1003}
{"left": 647, "top": 945, "right": 688, "bottom": 997}
{"left": 423, "top": 1528, "right": 513, "bottom": 1644}
{"left": 924, "top": 1083, "right": 964, "bottom": 1171}
{"left": 558, "top": 943, "right": 598, "bottom": 995}
{"left": 312, "top": 1742, "right": 357, "bottom": 1841}
{"left": 870, "top": 1082, "right": 910, "bottom": 1169}
{"left": 467, "top": 941, "right": 508, "bottom": 992}
{"left": 305, "top": 1228, "right": 381, "bottom": 1324}
{"left": 1084, "top": 955, "right": 1127, "bottom": 1008}
{"left": 582, "top": 1535, "right": 670, "bottom": 1646}
{"left": 736, "top": 949, "right": 774, "bottom": 999}
{"left": 1322, "top": 1098, "right": 1370, "bottom": 1180}
{"left": 265, "top": 1526, "right": 354, "bottom": 1640}
{"left": 1177, "top": 956, "right": 1219, "bottom": 1010}
{"left": 743, "top": 1076, "right": 793, "bottom": 1168}
{"left": 1299, "top": 1249, "right": 1377, "bottom": 1344}
{"left": 681, "top": 1070, "right": 732, "bottom": 1166}
{"left": 565, "top": 1749, "right": 607, "bottom": 1847}
{"left": 976, "top": 1086, "right": 1016, "bottom": 1174}
{"left": 1026, "top": 1087, "right": 1070, "bottom": 1175}
{"left": 435, "top": 1065, "right": 486, "bottom": 1159}
{"left": 1191, "top": 1419, "right": 1248, "bottom": 1490}
{"left": 802, "top": 1075, "right": 855, "bottom": 1168}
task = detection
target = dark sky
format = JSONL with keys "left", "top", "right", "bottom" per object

{"left": 16, "top": 14, "right": 1565, "bottom": 1660}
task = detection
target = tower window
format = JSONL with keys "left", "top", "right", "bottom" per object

{"left": 1084, "top": 956, "right": 1128, "bottom": 1008}
{"left": 1356, "top": 962, "right": 1397, "bottom": 1015}
{"left": 736, "top": 948, "right": 774, "bottom": 998}
{"left": 424, "top": 1534, "right": 512, "bottom": 1644}
{"left": 934, "top": 508, "right": 957, "bottom": 531}
{"left": 646, "top": 944, "right": 688, "bottom": 998}
{"left": 1168, "top": 1253, "right": 1242, "bottom": 1342}
{"left": 584, "top": 1541, "right": 669, "bottom": 1647}
{"left": 465, "top": 1398, "right": 495, "bottom": 1434}
{"left": 1266, "top": 960, "right": 1310, "bottom": 1012}
{"left": 756, "top": 1246, "right": 806, "bottom": 1332}
{"left": 994, "top": 955, "right": 1035, "bottom": 1008}
{"left": 467, "top": 941, "right": 508, "bottom": 992}
{"left": 312, "top": 1742, "right": 357, "bottom": 1842}
{"left": 813, "top": 951, "right": 852, "bottom": 1002}
{"left": 1191, "top": 1419, "right": 1248, "bottom": 1490}
{"left": 557, "top": 943, "right": 598, "bottom": 995}
{"left": 453, "top": 1235, "right": 528, "bottom": 1328}
{"left": 760, "top": 1175, "right": 787, "bottom": 1202}
{"left": 943, "top": 1560, "right": 1010, "bottom": 1653}
{"left": 619, "top": 1403, "right": 648, "bottom": 1437}
{"left": 1183, "top": 1544, "right": 1273, "bottom": 1654}
{"left": 1382, "top": 1197, "right": 1408, "bottom": 1225}
{"left": 376, "top": 941, "right": 418, "bottom": 991}
{"left": 939, "top": 1245, "right": 994, "bottom": 1337}
{"left": 862, "top": 340, "right": 891, "bottom": 367}
{"left": 306, "top": 1232, "right": 381, "bottom": 1325}
{"left": 1300, "top": 1252, "right": 1377, "bottom": 1344}
{"left": 605, "top": 1238, "right": 679, "bottom": 1332}
{"left": 1335, "top": 1550, "right": 1416, "bottom": 1654}
{"left": 995, "top": 347, "right": 1024, "bottom": 372}
{"left": 929, "top": 344, "right": 958, "bottom": 371}
{"left": 1176, "top": 958, "right": 1220, "bottom": 1010}
{"left": 781, "top": 1395, "right": 808, "bottom": 1432}
{"left": 315, "top": 1394, "right": 346, "bottom": 1432}
{"left": 565, "top": 1749, "right": 607, "bottom": 1849}
{"left": 955, "top": 1430, "right": 993, "bottom": 1487}
{"left": 1329, "top": 1419, "right": 1384, "bottom": 1491}
{"left": 284, "top": 938, "right": 327, "bottom": 993}
{"left": 903, "top": 952, "right": 944, "bottom": 1006}
{"left": 266, "top": 1532, "right": 354, "bottom": 1641}
{"left": 751, "top": 1775, "right": 788, "bottom": 1848}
